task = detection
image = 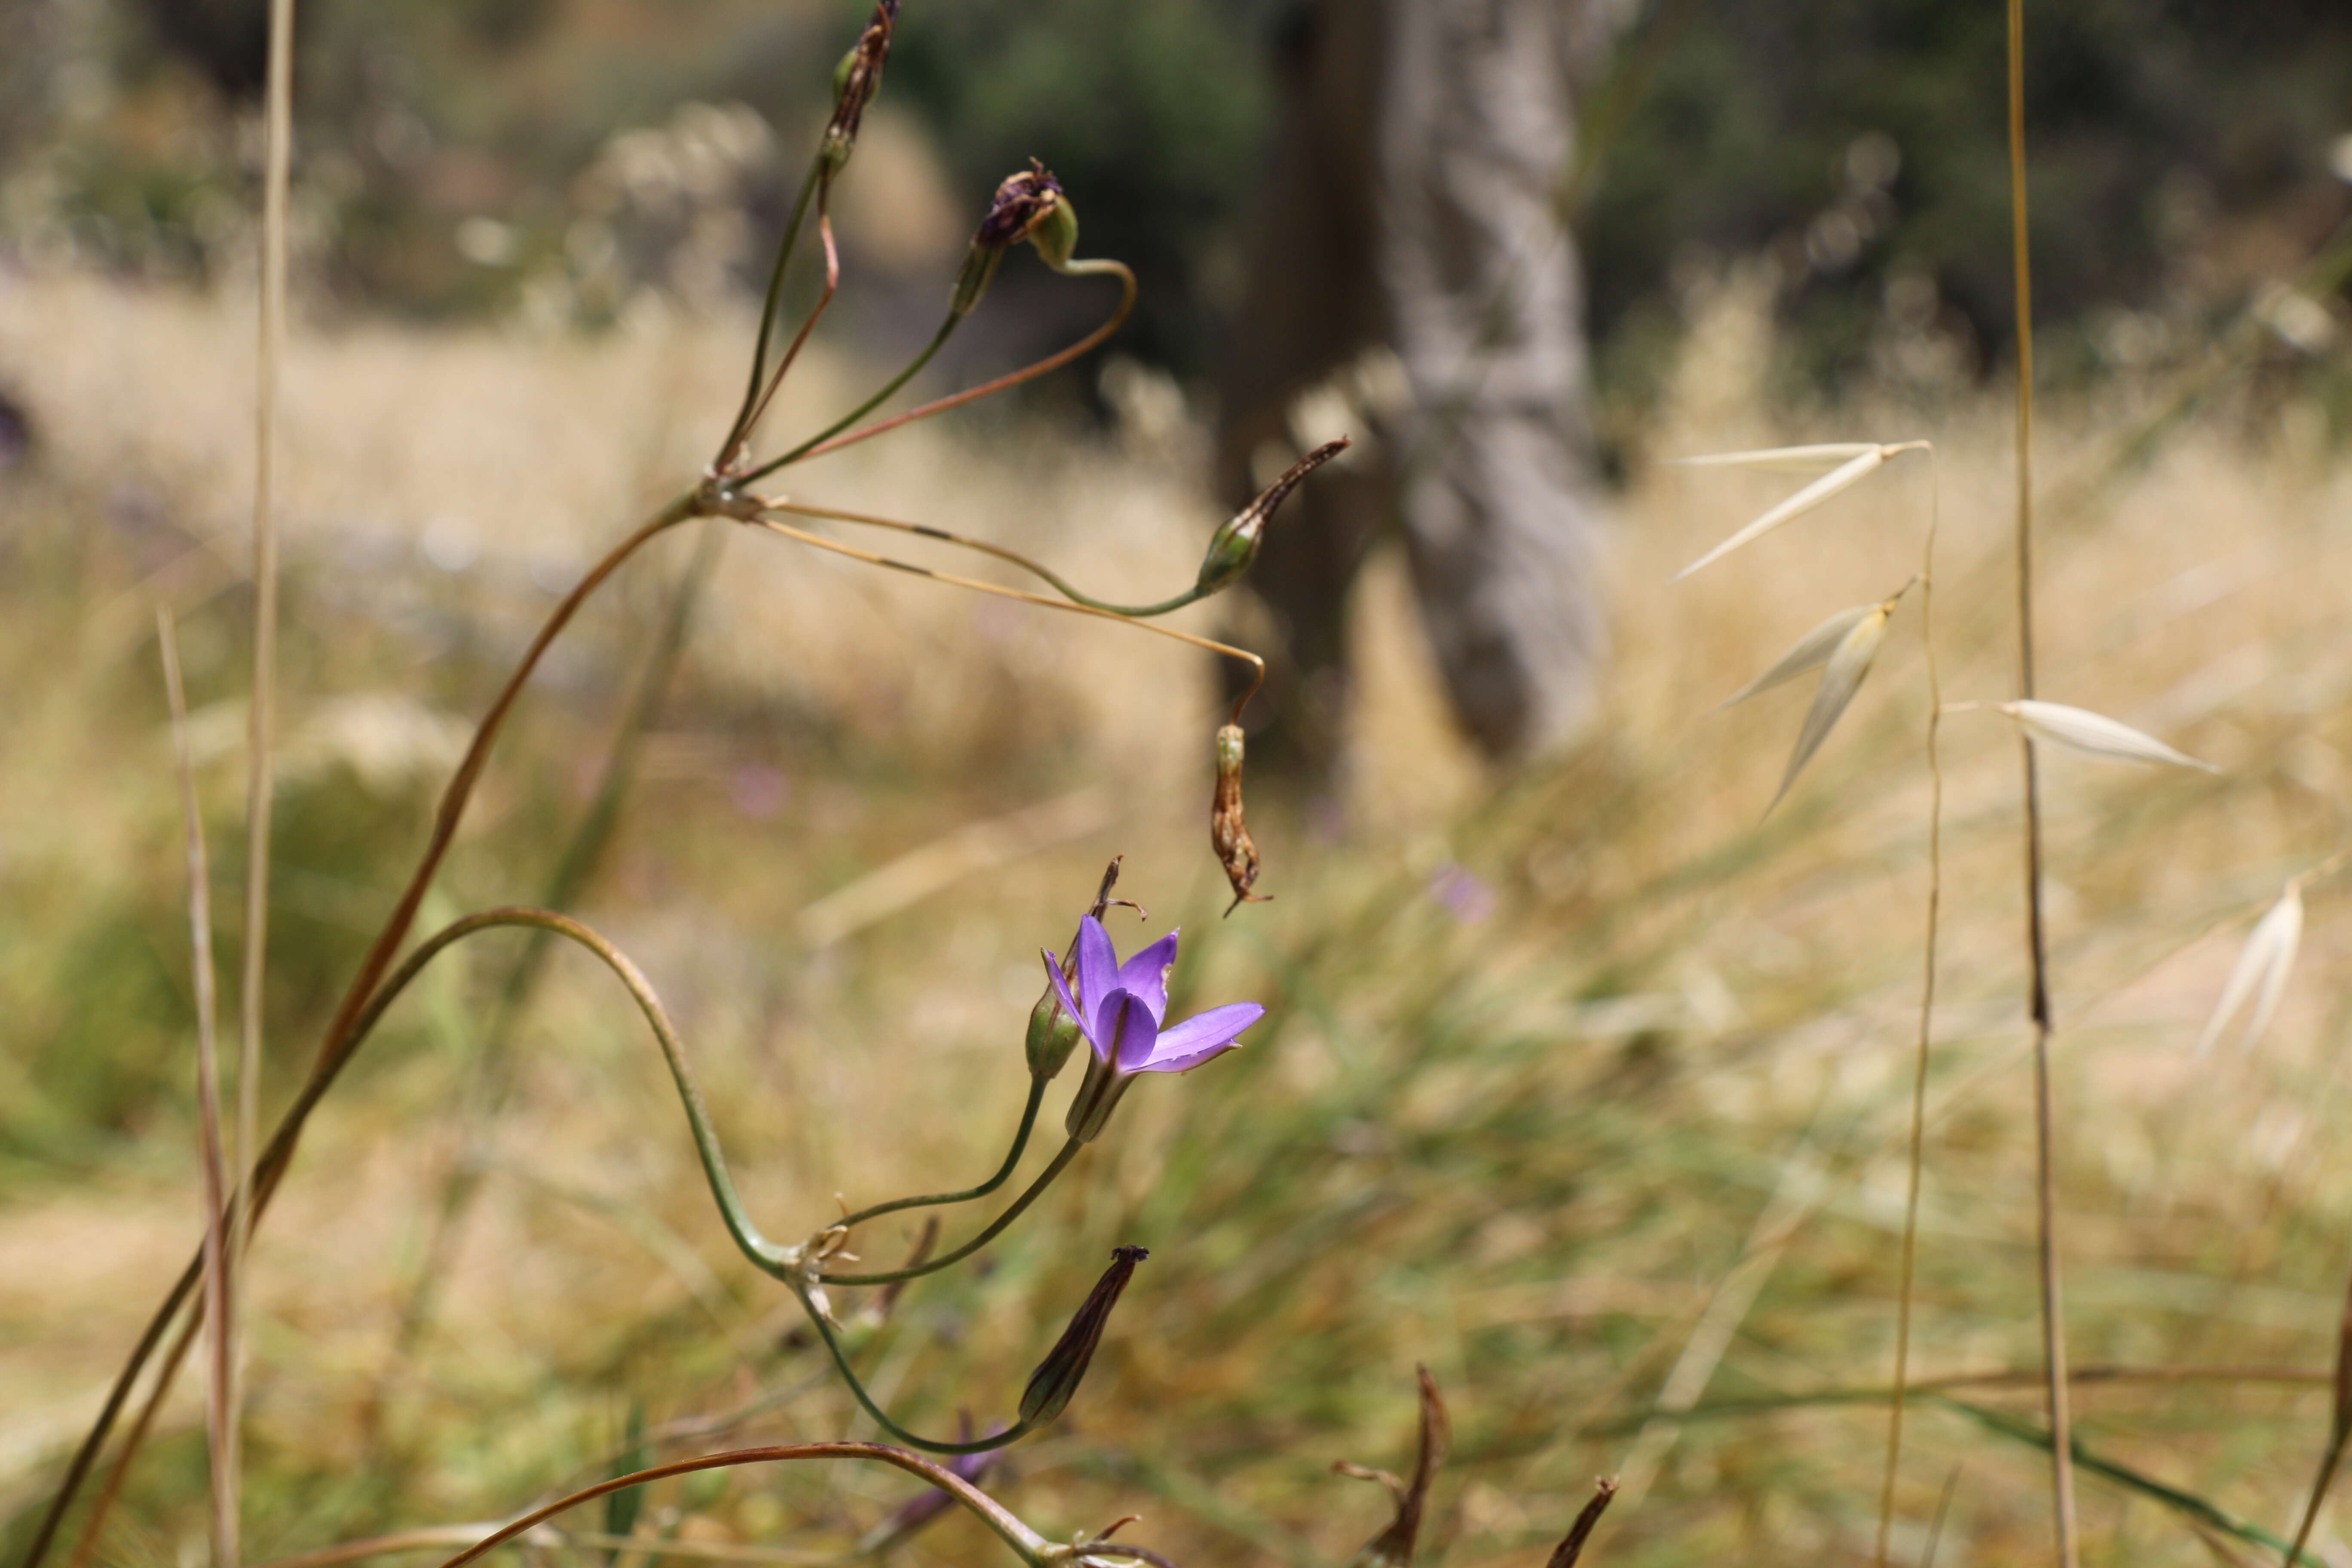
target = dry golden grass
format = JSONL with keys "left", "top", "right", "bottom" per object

{"left": 7, "top": 262, "right": 2352, "bottom": 1567}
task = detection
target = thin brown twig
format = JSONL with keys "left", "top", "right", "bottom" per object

{"left": 739, "top": 193, "right": 841, "bottom": 452}
{"left": 30, "top": 494, "right": 701, "bottom": 1568}
{"left": 422, "top": 1445, "right": 1048, "bottom": 1568}
{"left": 749, "top": 259, "right": 1135, "bottom": 475}
{"left": 2007, "top": 0, "right": 2078, "bottom": 1560}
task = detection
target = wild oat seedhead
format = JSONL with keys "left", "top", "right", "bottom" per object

{"left": 2195, "top": 879, "right": 2304, "bottom": 1059}
{"left": 1766, "top": 596, "right": 1894, "bottom": 814}
{"left": 1718, "top": 603, "right": 1877, "bottom": 711}
{"left": 1672, "top": 443, "right": 1894, "bottom": 580}
{"left": 1994, "top": 698, "right": 2220, "bottom": 773}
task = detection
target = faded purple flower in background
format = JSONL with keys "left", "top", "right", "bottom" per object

{"left": 1428, "top": 862, "right": 1495, "bottom": 924}
{"left": 1044, "top": 915, "right": 1263, "bottom": 1140}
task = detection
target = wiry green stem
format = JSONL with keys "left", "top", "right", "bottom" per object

{"left": 795, "top": 1297, "right": 1037, "bottom": 1455}
{"left": 749, "top": 314, "right": 959, "bottom": 478}
{"left": 822, "top": 1139, "right": 1083, "bottom": 1287}
{"left": 836, "top": 1076, "right": 1049, "bottom": 1234}
{"left": 763, "top": 497, "right": 1205, "bottom": 618}
{"left": 721, "top": 159, "right": 825, "bottom": 469}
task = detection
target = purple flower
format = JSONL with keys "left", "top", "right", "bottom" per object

{"left": 1042, "top": 915, "right": 1264, "bottom": 1141}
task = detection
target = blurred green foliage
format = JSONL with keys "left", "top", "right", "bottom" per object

{"left": 6, "top": 0, "right": 2347, "bottom": 392}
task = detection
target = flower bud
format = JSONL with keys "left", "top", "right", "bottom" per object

{"left": 1023, "top": 980, "right": 1082, "bottom": 1079}
{"left": 1018, "top": 1245, "right": 1148, "bottom": 1426}
{"left": 1028, "top": 193, "right": 1079, "bottom": 272}
{"left": 1211, "top": 723, "right": 1268, "bottom": 915}
{"left": 1194, "top": 438, "right": 1350, "bottom": 597}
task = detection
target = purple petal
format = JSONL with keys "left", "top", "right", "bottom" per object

{"left": 1115, "top": 930, "right": 1179, "bottom": 1024}
{"left": 1138, "top": 1002, "right": 1265, "bottom": 1073}
{"left": 1074, "top": 916, "right": 1118, "bottom": 1025}
{"left": 1101, "top": 989, "right": 1161, "bottom": 1074}
{"left": 1040, "top": 948, "right": 1103, "bottom": 1057}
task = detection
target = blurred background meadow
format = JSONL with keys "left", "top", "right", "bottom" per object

{"left": 7, "top": 1, "right": 2352, "bottom": 1565}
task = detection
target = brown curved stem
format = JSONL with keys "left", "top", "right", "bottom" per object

{"left": 736, "top": 194, "right": 841, "bottom": 459}
{"left": 25, "top": 493, "right": 702, "bottom": 1568}
{"left": 741, "top": 258, "right": 1134, "bottom": 481}
{"left": 428, "top": 1444, "right": 1049, "bottom": 1568}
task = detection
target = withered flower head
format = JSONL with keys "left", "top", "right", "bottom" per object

{"left": 1018, "top": 1245, "right": 1150, "bottom": 1425}
{"left": 977, "top": 161, "right": 1066, "bottom": 248}
{"left": 1210, "top": 723, "right": 1268, "bottom": 915}
{"left": 951, "top": 162, "right": 1069, "bottom": 316}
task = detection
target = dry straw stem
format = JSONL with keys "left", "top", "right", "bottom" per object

{"left": 26, "top": 495, "right": 701, "bottom": 1568}
{"left": 2006, "top": 0, "right": 2077, "bottom": 1553}
{"left": 2194, "top": 880, "right": 2304, "bottom": 1058}
{"left": 1670, "top": 441, "right": 1927, "bottom": 581}
{"left": 1876, "top": 446, "right": 1943, "bottom": 1568}
{"left": 1995, "top": 698, "right": 2220, "bottom": 773}
{"left": 159, "top": 609, "right": 235, "bottom": 1568}
{"left": 229, "top": 2, "right": 294, "bottom": 1560}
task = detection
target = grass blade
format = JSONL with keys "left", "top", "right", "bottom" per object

{"left": 2194, "top": 882, "right": 2303, "bottom": 1059}
{"left": 1719, "top": 604, "right": 1875, "bottom": 710}
{"left": 1674, "top": 447, "right": 1886, "bottom": 580}
{"left": 1998, "top": 699, "right": 2220, "bottom": 772}
{"left": 1670, "top": 441, "right": 1884, "bottom": 472}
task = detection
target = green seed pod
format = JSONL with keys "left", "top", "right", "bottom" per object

{"left": 1028, "top": 193, "right": 1080, "bottom": 272}
{"left": 1194, "top": 512, "right": 1263, "bottom": 596}
{"left": 1024, "top": 979, "right": 1082, "bottom": 1078}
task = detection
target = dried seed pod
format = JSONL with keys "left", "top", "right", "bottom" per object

{"left": 1018, "top": 1246, "right": 1148, "bottom": 1425}
{"left": 1339, "top": 1368, "right": 1451, "bottom": 1568}
{"left": 1195, "top": 438, "right": 1351, "bottom": 597}
{"left": 1211, "top": 723, "right": 1268, "bottom": 915}
{"left": 822, "top": 0, "right": 899, "bottom": 170}
{"left": 951, "top": 162, "right": 1066, "bottom": 315}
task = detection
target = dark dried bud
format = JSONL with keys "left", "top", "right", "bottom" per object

{"left": 977, "top": 161, "right": 1064, "bottom": 249}
{"left": 1211, "top": 724, "right": 1268, "bottom": 915}
{"left": 1195, "top": 438, "right": 1350, "bottom": 596}
{"left": 1340, "top": 1368, "right": 1451, "bottom": 1568}
{"left": 1542, "top": 1478, "right": 1618, "bottom": 1568}
{"left": 1018, "top": 1245, "right": 1148, "bottom": 1425}
{"left": 950, "top": 162, "right": 1065, "bottom": 316}
{"left": 823, "top": 0, "right": 899, "bottom": 169}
